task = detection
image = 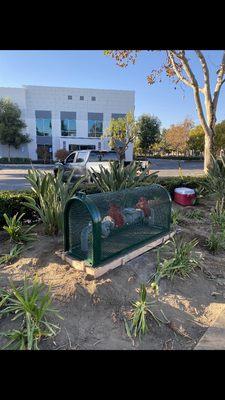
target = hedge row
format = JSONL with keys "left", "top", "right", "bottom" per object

{"left": 0, "top": 158, "right": 53, "bottom": 164}
{"left": 156, "top": 176, "right": 208, "bottom": 195}
{"left": 0, "top": 191, "right": 39, "bottom": 228}
{"left": 135, "top": 155, "right": 203, "bottom": 161}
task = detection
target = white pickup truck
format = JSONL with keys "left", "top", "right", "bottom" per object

{"left": 54, "top": 150, "right": 123, "bottom": 181}
{"left": 54, "top": 149, "right": 150, "bottom": 182}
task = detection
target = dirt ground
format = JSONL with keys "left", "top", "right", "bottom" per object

{"left": 1, "top": 197, "right": 225, "bottom": 350}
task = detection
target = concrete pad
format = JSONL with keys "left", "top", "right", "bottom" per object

{"left": 195, "top": 305, "right": 225, "bottom": 350}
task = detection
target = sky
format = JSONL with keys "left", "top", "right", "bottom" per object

{"left": 0, "top": 50, "right": 224, "bottom": 129}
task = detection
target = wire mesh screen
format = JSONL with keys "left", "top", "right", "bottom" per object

{"left": 65, "top": 184, "right": 171, "bottom": 267}
{"left": 68, "top": 200, "right": 93, "bottom": 262}
{"left": 88, "top": 185, "right": 171, "bottom": 263}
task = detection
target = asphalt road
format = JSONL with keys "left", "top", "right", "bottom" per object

{"left": 0, "top": 159, "right": 204, "bottom": 191}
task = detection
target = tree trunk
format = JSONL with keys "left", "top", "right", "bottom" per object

{"left": 8, "top": 145, "right": 11, "bottom": 162}
{"left": 204, "top": 132, "right": 214, "bottom": 173}
{"left": 119, "top": 152, "right": 125, "bottom": 162}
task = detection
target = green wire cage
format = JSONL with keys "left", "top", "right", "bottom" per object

{"left": 64, "top": 184, "right": 172, "bottom": 268}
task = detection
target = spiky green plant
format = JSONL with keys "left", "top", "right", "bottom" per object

{"left": 205, "top": 229, "right": 225, "bottom": 253}
{"left": 204, "top": 154, "right": 225, "bottom": 215}
{"left": 171, "top": 208, "right": 183, "bottom": 226}
{"left": 0, "top": 244, "right": 23, "bottom": 266}
{"left": 210, "top": 209, "right": 225, "bottom": 230}
{"left": 0, "top": 277, "right": 62, "bottom": 350}
{"left": 89, "top": 161, "right": 158, "bottom": 192}
{"left": 22, "top": 169, "right": 84, "bottom": 235}
{"left": 3, "top": 213, "right": 36, "bottom": 243}
{"left": 152, "top": 237, "right": 201, "bottom": 284}
{"left": 125, "top": 284, "right": 161, "bottom": 339}
{"left": 185, "top": 209, "right": 204, "bottom": 221}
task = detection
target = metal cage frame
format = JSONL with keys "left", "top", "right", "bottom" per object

{"left": 64, "top": 184, "right": 172, "bottom": 268}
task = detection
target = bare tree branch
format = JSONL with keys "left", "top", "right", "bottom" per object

{"left": 195, "top": 50, "right": 212, "bottom": 100}
{"left": 213, "top": 50, "right": 225, "bottom": 113}
{"left": 195, "top": 50, "right": 214, "bottom": 126}
{"left": 176, "top": 51, "right": 210, "bottom": 135}
{"left": 168, "top": 51, "right": 194, "bottom": 89}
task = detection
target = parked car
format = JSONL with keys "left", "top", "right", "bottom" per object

{"left": 54, "top": 150, "right": 123, "bottom": 181}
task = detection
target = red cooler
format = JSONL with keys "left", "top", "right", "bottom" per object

{"left": 174, "top": 187, "right": 196, "bottom": 206}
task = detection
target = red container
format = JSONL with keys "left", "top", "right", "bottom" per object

{"left": 174, "top": 187, "right": 196, "bottom": 206}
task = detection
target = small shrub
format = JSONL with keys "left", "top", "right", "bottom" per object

{"left": 55, "top": 148, "right": 70, "bottom": 161}
{"left": 0, "top": 244, "right": 23, "bottom": 266}
{"left": 152, "top": 237, "right": 201, "bottom": 284}
{"left": 210, "top": 209, "right": 225, "bottom": 230}
{"left": 0, "top": 278, "right": 62, "bottom": 350}
{"left": 171, "top": 208, "right": 183, "bottom": 226}
{"left": 185, "top": 209, "right": 204, "bottom": 220}
{"left": 205, "top": 230, "right": 225, "bottom": 253}
{"left": 125, "top": 284, "right": 161, "bottom": 339}
{"left": 3, "top": 213, "right": 36, "bottom": 243}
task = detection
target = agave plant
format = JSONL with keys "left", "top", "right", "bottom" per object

{"left": 204, "top": 154, "right": 225, "bottom": 215}
{"left": 22, "top": 169, "right": 84, "bottom": 235}
{"left": 89, "top": 161, "right": 158, "bottom": 192}
{"left": 3, "top": 213, "right": 36, "bottom": 243}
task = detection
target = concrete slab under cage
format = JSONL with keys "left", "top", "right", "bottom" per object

{"left": 56, "top": 230, "right": 176, "bottom": 279}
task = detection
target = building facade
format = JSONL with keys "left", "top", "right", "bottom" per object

{"left": 0, "top": 85, "right": 135, "bottom": 161}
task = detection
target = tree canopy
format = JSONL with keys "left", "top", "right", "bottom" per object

{"left": 103, "top": 111, "right": 138, "bottom": 161}
{"left": 135, "top": 114, "right": 161, "bottom": 156}
{"left": 215, "top": 120, "right": 225, "bottom": 153}
{"left": 0, "top": 98, "right": 30, "bottom": 160}
{"left": 164, "top": 118, "right": 194, "bottom": 154}
{"left": 188, "top": 125, "right": 205, "bottom": 154}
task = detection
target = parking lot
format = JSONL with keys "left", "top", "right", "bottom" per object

{"left": 0, "top": 159, "right": 204, "bottom": 191}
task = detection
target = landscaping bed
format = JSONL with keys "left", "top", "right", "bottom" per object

{"left": 1, "top": 197, "right": 225, "bottom": 350}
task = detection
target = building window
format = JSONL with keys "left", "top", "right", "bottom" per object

{"left": 111, "top": 113, "right": 126, "bottom": 120}
{"left": 88, "top": 120, "right": 103, "bottom": 137}
{"left": 80, "top": 96, "right": 84, "bottom": 100}
{"left": 91, "top": 96, "right": 96, "bottom": 101}
{"left": 36, "top": 118, "right": 52, "bottom": 136}
{"left": 69, "top": 144, "right": 96, "bottom": 151}
{"left": 61, "top": 119, "right": 76, "bottom": 136}
{"left": 68, "top": 95, "right": 72, "bottom": 100}
{"left": 60, "top": 112, "right": 76, "bottom": 137}
{"left": 35, "top": 111, "right": 52, "bottom": 137}
{"left": 88, "top": 113, "right": 103, "bottom": 138}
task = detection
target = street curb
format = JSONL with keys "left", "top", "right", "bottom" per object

{"left": 195, "top": 304, "right": 225, "bottom": 350}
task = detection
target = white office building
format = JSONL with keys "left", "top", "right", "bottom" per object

{"left": 0, "top": 85, "right": 135, "bottom": 161}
